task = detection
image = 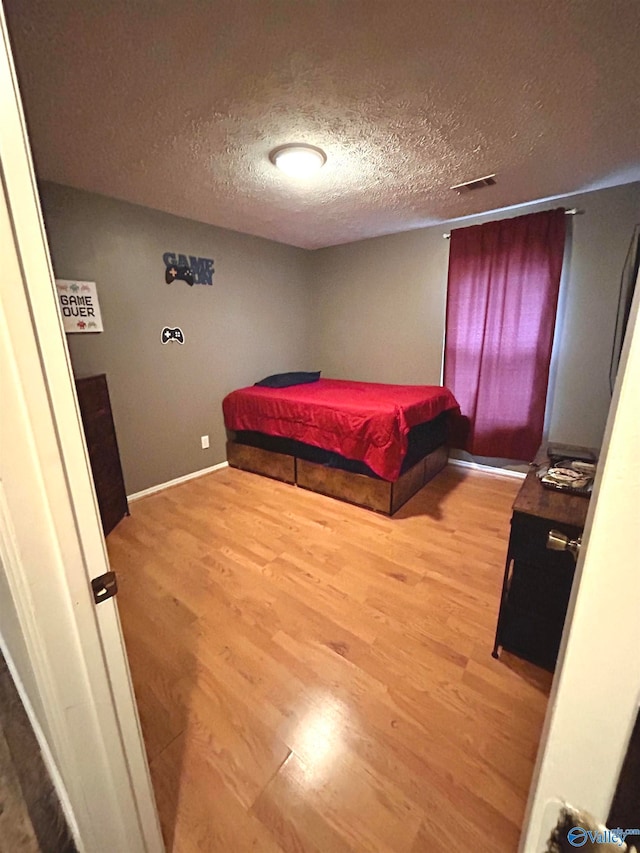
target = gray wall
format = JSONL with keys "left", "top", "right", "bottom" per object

{"left": 40, "top": 183, "right": 311, "bottom": 494}
{"left": 309, "top": 227, "right": 449, "bottom": 386}
{"left": 309, "top": 182, "right": 640, "bottom": 451}
{"left": 546, "top": 183, "right": 640, "bottom": 445}
{"left": 41, "top": 180, "right": 639, "bottom": 493}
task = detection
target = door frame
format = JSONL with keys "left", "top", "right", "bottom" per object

{"left": 3, "top": 0, "right": 639, "bottom": 849}
{"left": 0, "top": 7, "right": 163, "bottom": 851}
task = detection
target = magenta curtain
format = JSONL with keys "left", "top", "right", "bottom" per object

{"left": 444, "top": 209, "right": 566, "bottom": 460}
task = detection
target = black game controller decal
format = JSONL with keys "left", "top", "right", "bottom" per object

{"left": 165, "top": 265, "right": 194, "bottom": 286}
{"left": 161, "top": 326, "right": 185, "bottom": 345}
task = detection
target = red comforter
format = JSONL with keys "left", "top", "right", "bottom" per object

{"left": 222, "top": 379, "right": 459, "bottom": 481}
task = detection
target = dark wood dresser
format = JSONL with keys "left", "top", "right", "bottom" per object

{"left": 75, "top": 374, "right": 128, "bottom": 536}
{"left": 492, "top": 448, "right": 592, "bottom": 671}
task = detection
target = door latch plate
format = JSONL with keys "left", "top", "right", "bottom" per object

{"left": 91, "top": 571, "right": 118, "bottom": 604}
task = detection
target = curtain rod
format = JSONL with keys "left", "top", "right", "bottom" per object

{"left": 442, "top": 207, "right": 584, "bottom": 239}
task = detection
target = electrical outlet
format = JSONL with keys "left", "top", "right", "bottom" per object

{"left": 201, "top": 435, "right": 209, "bottom": 449}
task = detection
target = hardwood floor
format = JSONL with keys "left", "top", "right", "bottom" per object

{"left": 108, "top": 464, "right": 552, "bottom": 853}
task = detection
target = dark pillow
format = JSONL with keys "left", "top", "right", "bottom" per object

{"left": 254, "top": 371, "right": 321, "bottom": 388}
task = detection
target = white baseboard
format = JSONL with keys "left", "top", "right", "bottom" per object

{"left": 129, "top": 458, "right": 523, "bottom": 500}
{"left": 127, "top": 461, "right": 228, "bottom": 501}
{"left": 448, "top": 458, "right": 527, "bottom": 480}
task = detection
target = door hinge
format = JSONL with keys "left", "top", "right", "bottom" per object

{"left": 91, "top": 571, "right": 118, "bottom": 604}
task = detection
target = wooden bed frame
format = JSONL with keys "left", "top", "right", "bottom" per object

{"left": 226, "top": 438, "right": 448, "bottom": 515}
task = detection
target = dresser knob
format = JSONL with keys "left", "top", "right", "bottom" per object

{"left": 547, "top": 529, "right": 582, "bottom": 562}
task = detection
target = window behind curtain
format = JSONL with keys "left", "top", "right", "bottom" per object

{"left": 444, "top": 208, "right": 566, "bottom": 461}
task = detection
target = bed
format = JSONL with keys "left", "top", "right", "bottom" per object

{"left": 222, "top": 377, "right": 459, "bottom": 514}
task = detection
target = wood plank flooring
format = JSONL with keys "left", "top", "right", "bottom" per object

{"left": 107, "top": 465, "right": 552, "bottom": 853}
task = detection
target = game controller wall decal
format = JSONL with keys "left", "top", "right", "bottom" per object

{"left": 161, "top": 326, "right": 185, "bottom": 345}
{"left": 165, "top": 264, "right": 194, "bottom": 286}
{"left": 163, "top": 252, "right": 214, "bottom": 286}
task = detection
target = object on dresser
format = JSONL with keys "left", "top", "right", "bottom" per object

{"left": 547, "top": 443, "right": 598, "bottom": 465}
{"left": 538, "top": 462, "right": 595, "bottom": 495}
{"left": 537, "top": 458, "right": 596, "bottom": 497}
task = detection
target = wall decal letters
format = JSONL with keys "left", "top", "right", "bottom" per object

{"left": 163, "top": 252, "right": 214, "bottom": 286}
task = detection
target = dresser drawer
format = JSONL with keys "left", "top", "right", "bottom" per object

{"left": 507, "top": 559, "right": 574, "bottom": 620}
{"left": 500, "top": 603, "right": 566, "bottom": 672}
{"left": 509, "top": 511, "right": 581, "bottom": 570}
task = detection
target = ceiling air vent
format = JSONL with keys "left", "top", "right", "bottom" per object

{"left": 450, "top": 173, "right": 497, "bottom": 194}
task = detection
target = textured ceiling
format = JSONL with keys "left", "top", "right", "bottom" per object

{"left": 5, "top": 0, "right": 640, "bottom": 249}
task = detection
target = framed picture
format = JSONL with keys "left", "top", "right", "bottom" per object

{"left": 55, "top": 280, "right": 103, "bottom": 333}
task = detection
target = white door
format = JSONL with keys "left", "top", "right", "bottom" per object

{"left": 520, "top": 269, "right": 640, "bottom": 850}
{"left": 0, "top": 8, "right": 163, "bottom": 852}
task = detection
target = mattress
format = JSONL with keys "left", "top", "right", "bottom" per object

{"left": 222, "top": 378, "right": 459, "bottom": 481}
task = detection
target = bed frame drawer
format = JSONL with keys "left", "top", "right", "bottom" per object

{"left": 226, "top": 441, "right": 295, "bottom": 483}
{"left": 227, "top": 440, "right": 447, "bottom": 515}
{"left": 296, "top": 458, "right": 392, "bottom": 514}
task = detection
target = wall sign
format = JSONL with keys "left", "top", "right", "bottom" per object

{"left": 55, "top": 280, "right": 103, "bottom": 333}
{"left": 163, "top": 252, "right": 214, "bottom": 286}
{"left": 161, "top": 326, "right": 185, "bottom": 344}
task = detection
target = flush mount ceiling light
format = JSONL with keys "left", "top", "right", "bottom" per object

{"left": 269, "top": 143, "right": 327, "bottom": 178}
